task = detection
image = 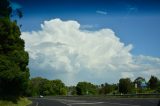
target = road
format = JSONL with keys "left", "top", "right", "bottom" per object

{"left": 29, "top": 97, "right": 160, "bottom": 106}
{"left": 29, "top": 98, "right": 66, "bottom": 106}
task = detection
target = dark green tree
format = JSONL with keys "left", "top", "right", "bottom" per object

{"left": 50, "top": 79, "right": 67, "bottom": 95}
{"left": 134, "top": 77, "right": 146, "bottom": 88}
{"left": 76, "top": 82, "right": 97, "bottom": 95}
{"left": 27, "top": 77, "right": 46, "bottom": 96}
{"left": 0, "top": 0, "right": 12, "bottom": 18}
{"left": 0, "top": 0, "right": 29, "bottom": 99}
{"left": 39, "top": 78, "right": 52, "bottom": 96}
{"left": 148, "top": 75, "right": 159, "bottom": 90}
{"left": 119, "top": 78, "right": 132, "bottom": 94}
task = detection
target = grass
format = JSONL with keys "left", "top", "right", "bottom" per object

{"left": 0, "top": 98, "right": 32, "bottom": 106}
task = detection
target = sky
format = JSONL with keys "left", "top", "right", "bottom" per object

{"left": 11, "top": 0, "right": 160, "bottom": 85}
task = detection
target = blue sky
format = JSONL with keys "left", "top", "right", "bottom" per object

{"left": 12, "top": 0, "right": 160, "bottom": 57}
{"left": 11, "top": 0, "right": 160, "bottom": 85}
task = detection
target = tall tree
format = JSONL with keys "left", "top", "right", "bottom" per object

{"left": 148, "top": 75, "right": 159, "bottom": 90}
{"left": 0, "top": 0, "right": 29, "bottom": 99}
{"left": 0, "top": 0, "right": 12, "bottom": 18}
{"left": 119, "top": 78, "right": 132, "bottom": 94}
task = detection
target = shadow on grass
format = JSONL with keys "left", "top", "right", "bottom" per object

{"left": 0, "top": 96, "right": 20, "bottom": 104}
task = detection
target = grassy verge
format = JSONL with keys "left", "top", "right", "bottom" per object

{"left": 0, "top": 98, "right": 32, "bottom": 106}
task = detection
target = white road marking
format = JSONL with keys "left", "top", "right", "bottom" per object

{"left": 66, "top": 101, "right": 141, "bottom": 106}
{"left": 99, "top": 102, "right": 140, "bottom": 106}
{"left": 70, "top": 102, "right": 105, "bottom": 105}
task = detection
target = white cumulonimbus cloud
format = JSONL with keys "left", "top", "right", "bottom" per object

{"left": 21, "top": 18, "right": 160, "bottom": 85}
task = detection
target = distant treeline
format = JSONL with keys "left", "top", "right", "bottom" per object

{"left": 26, "top": 75, "right": 160, "bottom": 96}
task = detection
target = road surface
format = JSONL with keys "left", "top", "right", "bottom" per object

{"left": 29, "top": 97, "right": 160, "bottom": 106}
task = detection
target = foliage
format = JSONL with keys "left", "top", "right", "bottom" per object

{"left": 0, "top": 0, "right": 29, "bottom": 100}
{"left": 0, "top": 0, "right": 12, "bottom": 18}
{"left": 27, "top": 76, "right": 160, "bottom": 96}
{"left": 27, "top": 77, "right": 67, "bottom": 96}
{"left": 0, "top": 0, "right": 23, "bottom": 19}
{"left": 50, "top": 79, "right": 67, "bottom": 95}
{"left": 99, "top": 83, "right": 117, "bottom": 95}
{"left": 134, "top": 77, "right": 146, "bottom": 88}
{"left": 76, "top": 82, "right": 97, "bottom": 95}
{"left": 148, "top": 75, "right": 159, "bottom": 90}
{"left": 68, "top": 86, "right": 77, "bottom": 95}
{"left": 0, "top": 98, "right": 32, "bottom": 106}
{"left": 157, "top": 86, "right": 160, "bottom": 93}
{"left": 119, "top": 78, "right": 133, "bottom": 94}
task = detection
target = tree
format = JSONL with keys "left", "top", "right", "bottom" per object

{"left": 39, "top": 79, "right": 52, "bottom": 96}
{"left": 0, "top": 0, "right": 12, "bottom": 18}
{"left": 134, "top": 77, "right": 147, "bottom": 89}
{"left": 68, "top": 86, "right": 77, "bottom": 95}
{"left": 99, "top": 83, "right": 116, "bottom": 95}
{"left": 0, "top": 0, "right": 22, "bottom": 19}
{"left": 119, "top": 78, "right": 132, "bottom": 94}
{"left": 0, "top": 0, "right": 29, "bottom": 99}
{"left": 76, "top": 82, "right": 97, "bottom": 95}
{"left": 50, "top": 79, "right": 67, "bottom": 95}
{"left": 148, "top": 75, "right": 159, "bottom": 90}
{"left": 28, "top": 77, "right": 52, "bottom": 96}
{"left": 157, "top": 81, "right": 160, "bottom": 93}
{"left": 27, "top": 77, "right": 44, "bottom": 96}
{"left": 27, "top": 77, "right": 52, "bottom": 96}
{"left": 27, "top": 78, "right": 67, "bottom": 96}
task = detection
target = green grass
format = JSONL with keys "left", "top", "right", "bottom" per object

{"left": 0, "top": 98, "right": 32, "bottom": 106}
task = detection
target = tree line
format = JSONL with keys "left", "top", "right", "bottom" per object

{"left": 26, "top": 75, "right": 160, "bottom": 96}
{"left": 26, "top": 77, "right": 67, "bottom": 96}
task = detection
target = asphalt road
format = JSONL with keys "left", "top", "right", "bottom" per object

{"left": 29, "top": 97, "right": 160, "bottom": 106}
{"left": 29, "top": 98, "right": 67, "bottom": 106}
